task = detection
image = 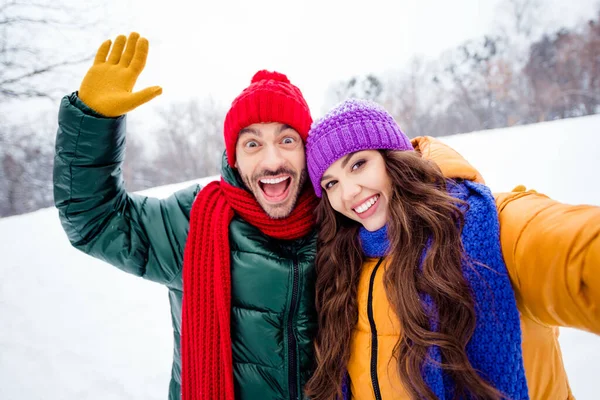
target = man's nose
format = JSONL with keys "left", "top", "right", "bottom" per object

{"left": 261, "top": 145, "right": 286, "bottom": 172}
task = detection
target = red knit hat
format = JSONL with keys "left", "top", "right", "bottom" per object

{"left": 223, "top": 70, "right": 313, "bottom": 167}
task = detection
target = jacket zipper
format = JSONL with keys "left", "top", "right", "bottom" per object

{"left": 367, "top": 257, "right": 385, "bottom": 400}
{"left": 288, "top": 258, "right": 300, "bottom": 399}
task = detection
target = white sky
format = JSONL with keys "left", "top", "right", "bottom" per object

{"left": 62, "top": 0, "right": 599, "bottom": 122}
{"left": 127, "top": 0, "right": 501, "bottom": 115}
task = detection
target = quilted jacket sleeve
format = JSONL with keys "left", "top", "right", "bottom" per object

{"left": 495, "top": 186, "right": 600, "bottom": 334}
{"left": 411, "top": 136, "right": 485, "bottom": 184}
{"left": 53, "top": 92, "right": 201, "bottom": 286}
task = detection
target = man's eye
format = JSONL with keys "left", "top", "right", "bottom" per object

{"left": 245, "top": 141, "right": 259, "bottom": 148}
{"left": 282, "top": 137, "right": 295, "bottom": 144}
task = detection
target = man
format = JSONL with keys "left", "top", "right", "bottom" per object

{"left": 54, "top": 32, "right": 316, "bottom": 400}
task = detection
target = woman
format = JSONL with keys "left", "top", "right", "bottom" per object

{"left": 303, "top": 99, "right": 600, "bottom": 400}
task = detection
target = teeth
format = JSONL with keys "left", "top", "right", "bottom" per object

{"left": 260, "top": 176, "right": 289, "bottom": 184}
{"left": 354, "top": 195, "right": 379, "bottom": 214}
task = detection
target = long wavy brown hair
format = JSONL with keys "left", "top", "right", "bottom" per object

{"left": 304, "top": 150, "right": 503, "bottom": 400}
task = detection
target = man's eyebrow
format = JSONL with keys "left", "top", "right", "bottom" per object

{"left": 277, "top": 124, "right": 294, "bottom": 134}
{"left": 239, "top": 127, "right": 261, "bottom": 137}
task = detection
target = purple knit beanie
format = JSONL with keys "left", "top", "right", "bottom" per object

{"left": 306, "top": 98, "right": 413, "bottom": 198}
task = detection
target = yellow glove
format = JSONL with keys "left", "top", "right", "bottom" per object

{"left": 79, "top": 32, "right": 162, "bottom": 117}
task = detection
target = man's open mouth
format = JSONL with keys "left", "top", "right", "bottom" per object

{"left": 258, "top": 175, "right": 292, "bottom": 203}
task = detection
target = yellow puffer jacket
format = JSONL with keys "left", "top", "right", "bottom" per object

{"left": 347, "top": 137, "right": 600, "bottom": 400}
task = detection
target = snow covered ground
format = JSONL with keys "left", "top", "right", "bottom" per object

{"left": 1, "top": 114, "right": 599, "bottom": 399}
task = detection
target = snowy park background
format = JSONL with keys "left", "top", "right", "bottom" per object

{"left": 1, "top": 0, "right": 599, "bottom": 398}
{"left": 1, "top": 114, "right": 599, "bottom": 399}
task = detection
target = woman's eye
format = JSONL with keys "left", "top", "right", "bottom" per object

{"left": 351, "top": 160, "right": 365, "bottom": 171}
{"left": 324, "top": 181, "right": 337, "bottom": 190}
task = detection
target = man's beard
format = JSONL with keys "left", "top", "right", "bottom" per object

{"left": 240, "top": 167, "right": 308, "bottom": 219}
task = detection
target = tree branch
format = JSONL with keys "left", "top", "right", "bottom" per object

{"left": 0, "top": 55, "right": 91, "bottom": 87}
{"left": 0, "top": 0, "right": 67, "bottom": 14}
{"left": 0, "top": 87, "right": 51, "bottom": 98}
{"left": 0, "top": 17, "right": 58, "bottom": 25}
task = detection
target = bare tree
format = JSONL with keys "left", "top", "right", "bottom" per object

{"left": 383, "top": 57, "right": 441, "bottom": 137}
{"left": 122, "top": 97, "right": 227, "bottom": 190}
{"left": 524, "top": 13, "right": 600, "bottom": 123}
{"left": 0, "top": 0, "right": 101, "bottom": 101}
{"left": 432, "top": 36, "right": 509, "bottom": 132}
{"left": 577, "top": 10, "right": 600, "bottom": 115}
{"left": 493, "top": 0, "right": 543, "bottom": 65}
{"left": 499, "top": 0, "right": 542, "bottom": 39}
{"left": 322, "top": 74, "right": 384, "bottom": 114}
{"left": 121, "top": 133, "right": 157, "bottom": 192}
{"left": 0, "top": 0, "right": 108, "bottom": 217}
{"left": 0, "top": 123, "right": 53, "bottom": 216}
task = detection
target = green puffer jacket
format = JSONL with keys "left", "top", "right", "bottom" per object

{"left": 53, "top": 93, "right": 318, "bottom": 400}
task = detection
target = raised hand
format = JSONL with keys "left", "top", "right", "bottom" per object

{"left": 79, "top": 32, "right": 162, "bottom": 117}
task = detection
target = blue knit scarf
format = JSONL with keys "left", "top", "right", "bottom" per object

{"left": 348, "top": 180, "right": 529, "bottom": 400}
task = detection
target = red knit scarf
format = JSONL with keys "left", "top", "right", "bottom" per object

{"left": 181, "top": 178, "right": 318, "bottom": 400}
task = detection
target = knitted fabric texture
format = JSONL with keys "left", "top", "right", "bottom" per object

{"left": 306, "top": 99, "right": 413, "bottom": 197}
{"left": 223, "top": 70, "right": 313, "bottom": 167}
{"left": 359, "top": 224, "right": 390, "bottom": 257}
{"left": 351, "top": 180, "right": 529, "bottom": 399}
{"left": 340, "top": 373, "right": 351, "bottom": 400}
{"left": 181, "top": 178, "right": 317, "bottom": 400}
